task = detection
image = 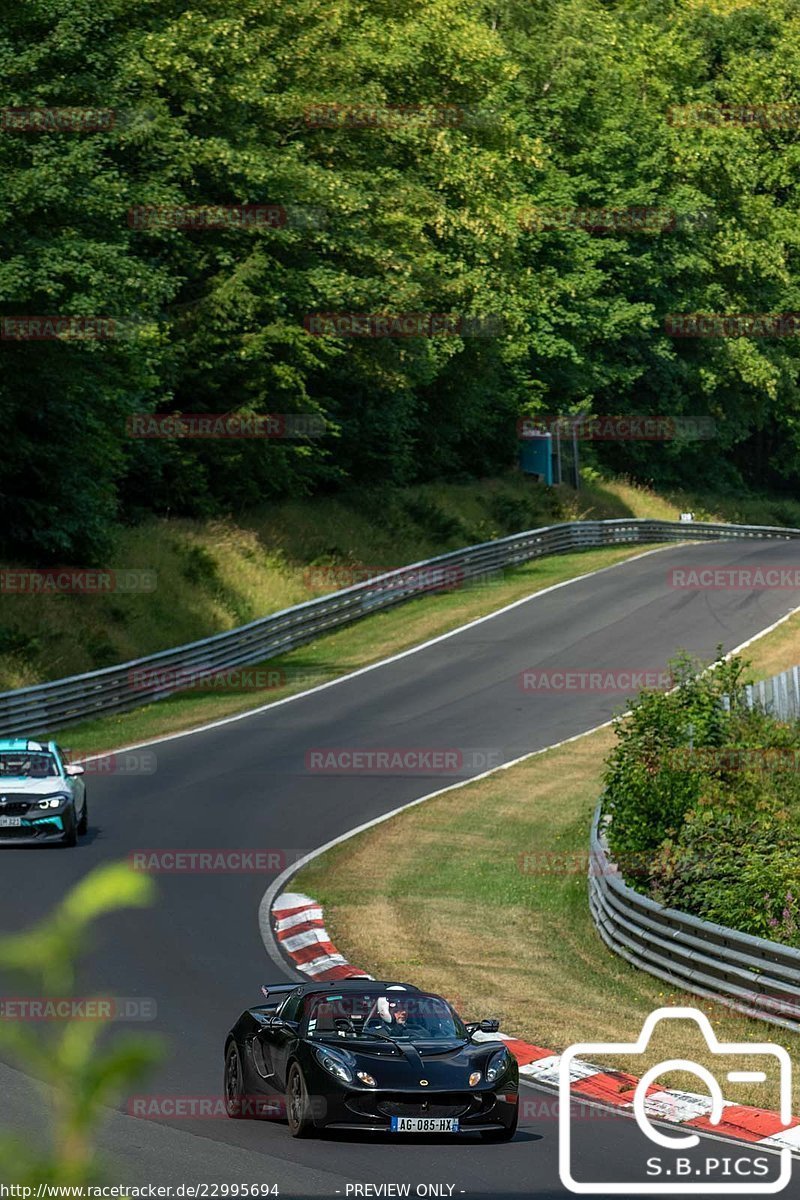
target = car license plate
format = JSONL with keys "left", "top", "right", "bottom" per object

{"left": 389, "top": 1117, "right": 459, "bottom": 1133}
{"left": 0, "top": 817, "right": 22, "bottom": 828}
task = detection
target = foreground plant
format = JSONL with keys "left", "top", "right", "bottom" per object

{"left": 0, "top": 863, "right": 163, "bottom": 1182}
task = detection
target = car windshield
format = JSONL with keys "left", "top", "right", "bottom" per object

{"left": 0, "top": 752, "right": 58, "bottom": 779}
{"left": 303, "top": 991, "right": 466, "bottom": 1042}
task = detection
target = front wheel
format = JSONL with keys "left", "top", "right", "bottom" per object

{"left": 62, "top": 808, "right": 77, "bottom": 847}
{"left": 480, "top": 1106, "right": 518, "bottom": 1142}
{"left": 77, "top": 795, "right": 88, "bottom": 835}
{"left": 224, "top": 1044, "right": 245, "bottom": 1118}
{"left": 286, "top": 1064, "right": 315, "bottom": 1137}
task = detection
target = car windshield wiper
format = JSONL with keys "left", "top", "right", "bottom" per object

{"left": 323, "top": 1018, "right": 399, "bottom": 1047}
{"left": 410, "top": 1037, "right": 467, "bottom": 1050}
{"left": 359, "top": 1025, "right": 403, "bottom": 1047}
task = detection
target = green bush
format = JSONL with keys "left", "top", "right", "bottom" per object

{"left": 602, "top": 651, "right": 746, "bottom": 858}
{"left": 601, "top": 651, "right": 800, "bottom": 946}
{"left": 649, "top": 818, "right": 800, "bottom": 940}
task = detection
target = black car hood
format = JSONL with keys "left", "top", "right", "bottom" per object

{"left": 315, "top": 1037, "right": 508, "bottom": 1088}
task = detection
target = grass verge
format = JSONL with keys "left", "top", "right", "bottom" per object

{"left": 292, "top": 606, "right": 800, "bottom": 1115}
{"left": 745, "top": 606, "right": 800, "bottom": 681}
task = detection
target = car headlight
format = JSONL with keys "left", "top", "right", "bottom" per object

{"left": 356, "top": 1071, "right": 377, "bottom": 1086}
{"left": 486, "top": 1048, "right": 510, "bottom": 1083}
{"left": 469, "top": 1071, "right": 481, "bottom": 1086}
{"left": 36, "top": 796, "right": 66, "bottom": 810}
{"left": 314, "top": 1046, "right": 354, "bottom": 1083}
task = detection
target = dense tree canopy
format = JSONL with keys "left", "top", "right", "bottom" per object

{"left": 2, "top": 0, "right": 800, "bottom": 558}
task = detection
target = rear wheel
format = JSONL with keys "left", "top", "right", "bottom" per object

{"left": 480, "top": 1105, "right": 518, "bottom": 1142}
{"left": 286, "top": 1064, "right": 314, "bottom": 1137}
{"left": 224, "top": 1044, "right": 245, "bottom": 1118}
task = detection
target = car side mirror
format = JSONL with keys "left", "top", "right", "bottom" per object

{"left": 270, "top": 1016, "right": 299, "bottom": 1033}
{"left": 466, "top": 1018, "right": 501, "bottom": 1035}
{"left": 65, "top": 764, "right": 85, "bottom": 777}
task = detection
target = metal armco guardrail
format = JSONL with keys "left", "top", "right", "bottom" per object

{"left": 1, "top": 516, "right": 798, "bottom": 737}
{"left": 589, "top": 806, "right": 800, "bottom": 1032}
{"left": 740, "top": 666, "right": 800, "bottom": 721}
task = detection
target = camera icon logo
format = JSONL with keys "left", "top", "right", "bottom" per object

{"left": 558, "top": 1007, "right": 793, "bottom": 1194}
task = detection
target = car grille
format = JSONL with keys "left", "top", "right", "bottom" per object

{"left": 0, "top": 819, "right": 62, "bottom": 839}
{"left": 0, "top": 801, "right": 31, "bottom": 816}
{"left": 348, "top": 1092, "right": 486, "bottom": 1120}
{"left": 0, "top": 824, "right": 34, "bottom": 839}
{"left": 380, "top": 1100, "right": 471, "bottom": 1118}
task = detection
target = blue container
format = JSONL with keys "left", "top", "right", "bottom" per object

{"left": 519, "top": 432, "right": 553, "bottom": 484}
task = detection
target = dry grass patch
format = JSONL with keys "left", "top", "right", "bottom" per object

{"left": 745, "top": 608, "right": 800, "bottom": 680}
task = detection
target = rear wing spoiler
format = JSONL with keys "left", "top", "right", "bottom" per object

{"left": 259, "top": 983, "right": 298, "bottom": 1009}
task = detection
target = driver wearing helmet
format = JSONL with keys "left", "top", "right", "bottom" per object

{"left": 2, "top": 756, "right": 28, "bottom": 777}
{"left": 373, "top": 996, "right": 429, "bottom": 1036}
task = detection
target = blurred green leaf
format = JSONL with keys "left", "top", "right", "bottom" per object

{"left": 0, "top": 861, "right": 162, "bottom": 1183}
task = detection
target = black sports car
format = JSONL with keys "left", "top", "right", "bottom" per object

{"left": 224, "top": 979, "right": 519, "bottom": 1139}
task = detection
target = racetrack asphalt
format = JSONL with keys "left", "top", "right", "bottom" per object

{"left": 3, "top": 538, "right": 800, "bottom": 1198}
